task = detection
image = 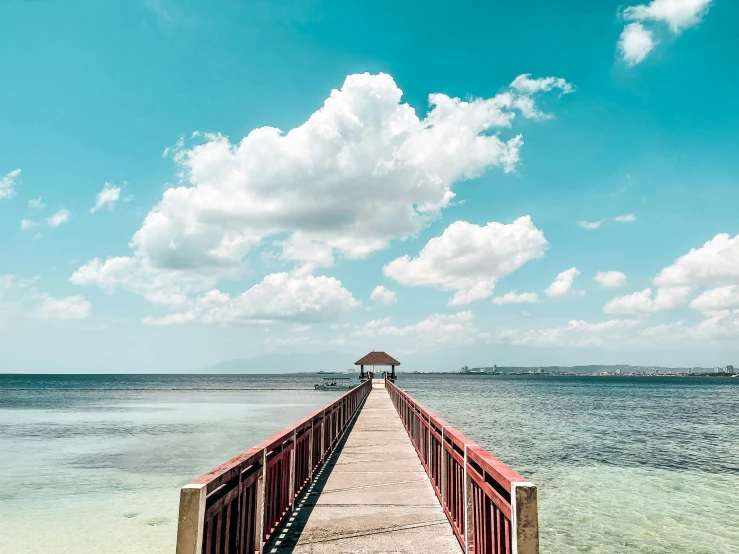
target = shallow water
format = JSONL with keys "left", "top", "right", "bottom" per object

{"left": 0, "top": 374, "right": 737, "bottom": 553}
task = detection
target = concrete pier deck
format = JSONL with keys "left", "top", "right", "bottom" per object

{"left": 268, "top": 380, "right": 462, "bottom": 553}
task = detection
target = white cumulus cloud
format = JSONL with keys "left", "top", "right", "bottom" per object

{"left": 545, "top": 267, "right": 583, "bottom": 298}
{"left": 35, "top": 295, "right": 92, "bottom": 319}
{"left": 20, "top": 219, "right": 38, "bottom": 231}
{"left": 690, "top": 285, "right": 739, "bottom": 312}
{"left": 383, "top": 216, "right": 548, "bottom": 306}
{"left": 47, "top": 208, "right": 71, "bottom": 228}
{"left": 624, "top": 0, "right": 713, "bottom": 33}
{"left": 603, "top": 286, "right": 691, "bottom": 314}
{"left": 510, "top": 74, "right": 574, "bottom": 95}
{"left": 619, "top": 0, "right": 713, "bottom": 65}
{"left": 492, "top": 291, "right": 540, "bottom": 305}
{"left": 73, "top": 72, "right": 570, "bottom": 304}
{"left": 595, "top": 271, "right": 627, "bottom": 288}
{"left": 370, "top": 285, "right": 397, "bottom": 305}
{"left": 0, "top": 169, "right": 21, "bottom": 200}
{"left": 619, "top": 23, "right": 656, "bottom": 66}
{"left": 579, "top": 220, "right": 603, "bottom": 230}
{"left": 91, "top": 183, "right": 123, "bottom": 213}
{"left": 142, "top": 272, "right": 359, "bottom": 325}
{"left": 613, "top": 213, "right": 636, "bottom": 223}
{"left": 29, "top": 196, "right": 44, "bottom": 209}
{"left": 654, "top": 233, "right": 739, "bottom": 287}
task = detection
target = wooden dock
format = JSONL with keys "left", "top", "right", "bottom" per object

{"left": 176, "top": 367, "right": 538, "bottom": 554}
{"left": 268, "top": 380, "right": 461, "bottom": 553}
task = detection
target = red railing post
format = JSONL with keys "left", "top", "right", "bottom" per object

{"left": 289, "top": 430, "right": 297, "bottom": 512}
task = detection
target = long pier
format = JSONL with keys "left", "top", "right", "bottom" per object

{"left": 176, "top": 377, "right": 538, "bottom": 554}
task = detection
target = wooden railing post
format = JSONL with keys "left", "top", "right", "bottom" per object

{"left": 175, "top": 484, "right": 206, "bottom": 554}
{"left": 308, "top": 423, "right": 314, "bottom": 482}
{"left": 511, "top": 482, "right": 539, "bottom": 554}
{"left": 255, "top": 451, "right": 266, "bottom": 554}
{"left": 440, "top": 426, "right": 449, "bottom": 506}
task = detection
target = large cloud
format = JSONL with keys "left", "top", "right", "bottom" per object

{"left": 142, "top": 272, "right": 359, "bottom": 325}
{"left": 383, "top": 216, "right": 548, "bottom": 305}
{"left": 624, "top": 0, "right": 713, "bottom": 33}
{"left": 72, "top": 72, "right": 571, "bottom": 309}
{"left": 600, "top": 232, "right": 739, "bottom": 316}
{"left": 654, "top": 233, "right": 739, "bottom": 287}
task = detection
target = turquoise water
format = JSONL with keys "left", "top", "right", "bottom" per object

{"left": 0, "top": 374, "right": 340, "bottom": 554}
{"left": 1, "top": 374, "right": 737, "bottom": 553}
{"left": 401, "top": 374, "right": 739, "bottom": 554}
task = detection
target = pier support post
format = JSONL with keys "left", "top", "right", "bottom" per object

{"left": 175, "top": 484, "right": 206, "bottom": 554}
{"left": 511, "top": 481, "right": 539, "bottom": 554}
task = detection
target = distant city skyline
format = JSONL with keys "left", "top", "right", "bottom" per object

{"left": 2, "top": 0, "right": 739, "bottom": 373}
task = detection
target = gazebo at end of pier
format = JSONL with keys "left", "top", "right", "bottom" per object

{"left": 354, "top": 350, "right": 400, "bottom": 382}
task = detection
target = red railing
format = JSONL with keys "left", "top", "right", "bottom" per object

{"left": 175, "top": 379, "right": 372, "bottom": 554}
{"left": 386, "top": 379, "right": 539, "bottom": 554}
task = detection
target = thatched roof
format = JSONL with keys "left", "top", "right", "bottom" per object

{"left": 354, "top": 351, "right": 400, "bottom": 366}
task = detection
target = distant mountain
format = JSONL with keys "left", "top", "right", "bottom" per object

{"left": 199, "top": 351, "right": 356, "bottom": 374}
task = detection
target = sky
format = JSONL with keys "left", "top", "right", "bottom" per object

{"left": 1, "top": 0, "right": 739, "bottom": 373}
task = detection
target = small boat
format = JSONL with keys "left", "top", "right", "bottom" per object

{"left": 314, "top": 377, "right": 355, "bottom": 391}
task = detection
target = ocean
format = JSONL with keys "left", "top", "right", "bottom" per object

{"left": 0, "top": 373, "right": 737, "bottom": 553}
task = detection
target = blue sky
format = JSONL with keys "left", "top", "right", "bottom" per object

{"left": 2, "top": 0, "right": 738, "bottom": 373}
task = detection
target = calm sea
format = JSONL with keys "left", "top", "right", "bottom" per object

{"left": 0, "top": 374, "right": 737, "bottom": 553}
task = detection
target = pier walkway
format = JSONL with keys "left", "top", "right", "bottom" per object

{"left": 268, "top": 380, "right": 461, "bottom": 553}
{"left": 176, "top": 364, "right": 539, "bottom": 554}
